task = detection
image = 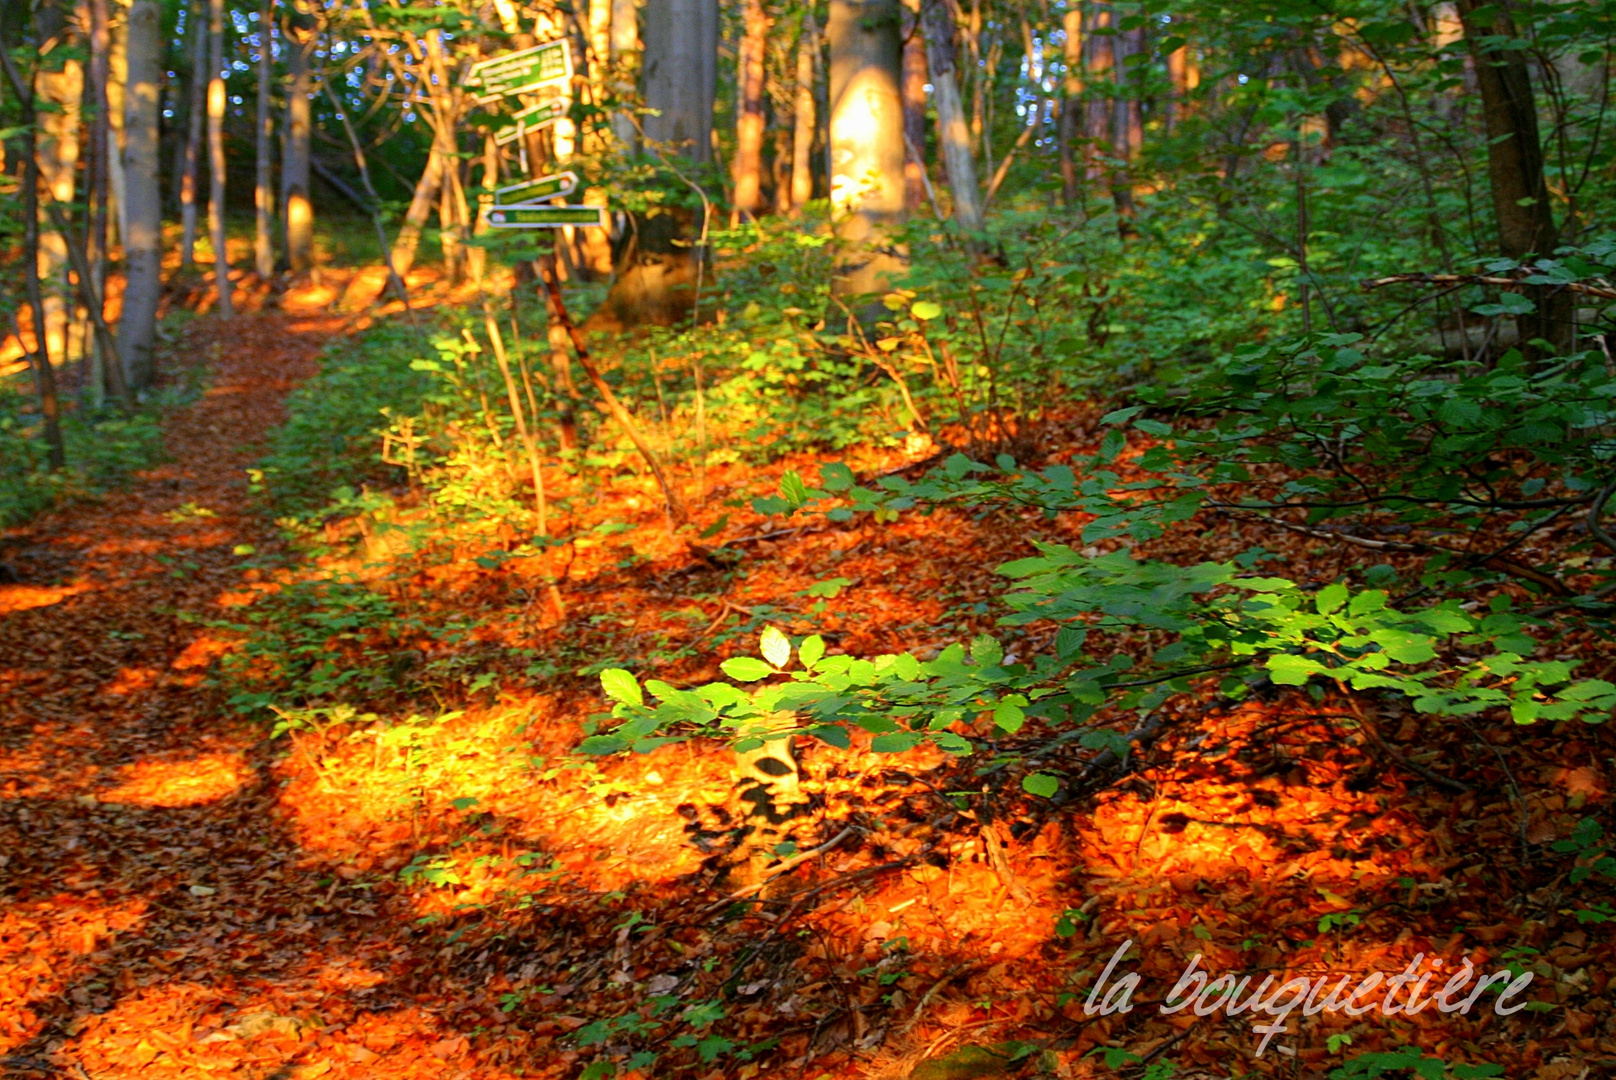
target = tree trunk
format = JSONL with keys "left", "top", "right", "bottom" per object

{"left": 34, "top": 0, "right": 81, "bottom": 369}
{"left": 901, "top": 0, "right": 928, "bottom": 212}
{"left": 642, "top": 0, "right": 718, "bottom": 163}
{"left": 828, "top": 0, "right": 906, "bottom": 295}
{"left": 609, "top": 0, "right": 638, "bottom": 149}
{"left": 282, "top": 4, "right": 315, "bottom": 275}
{"left": 1165, "top": 41, "right": 1196, "bottom": 132}
{"left": 731, "top": 0, "right": 769, "bottom": 220}
{"left": 87, "top": 0, "right": 113, "bottom": 397}
{"left": 921, "top": 0, "right": 982, "bottom": 232}
{"left": 254, "top": 0, "right": 275, "bottom": 279}
{"left": 1084, "top": 2, "right": 1112, "bottom": 198}
{"left": 207, "top": 0, "right": 234, "bottom": 316}
{"left": 592, "top": 0, "right": 718, "bottom": 328}
{"left": 1059, "top": 6, "right": 1082, "bottom": 207}
{"left": 106, "top": 5, "right": 128, "bottom": 253}
{"left": 790, "top": 11, "right": 818, "bottom": 211}
{"left": 180, "top": 0, "right": 205, "bottom": 267}
{"left": 388, "top": 148, "right": 445, "bottom": 280}
{"left": 1456, "top": 0, "right": 1569, "bottom": 354}
{"left": 121, "top": 0, "right": 165, "bottom": 388}
{"left": 1110, "top": 23, "right": 1142, "bottom": 221}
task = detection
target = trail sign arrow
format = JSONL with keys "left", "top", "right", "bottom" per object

{"left": 495, "top": 171, "right": 580, "bottom": 204}
{"left": 484, "top": 205, "right": 608, "bottom": 229}
{"left": 493, "top": 98, "right": 567, "bottom": 145}
{"left": 466, "top": 39, "right": 571, "bottom": 103}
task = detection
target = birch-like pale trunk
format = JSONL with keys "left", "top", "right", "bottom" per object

{"left": 121, "top": 0, "right": 164, "bottom": 387}
{"left": 921, "top": 0, "right": 982, "bottom": 232}
{"left": 609, "top": 0, "right": 638, "bottom": 148}
{"left": 207, "top": 0, "right": 234, "bottom": 316}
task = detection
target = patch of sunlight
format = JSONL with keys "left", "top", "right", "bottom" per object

{"left": 0, "top": 898, "right": 149, "bottom": 1053}
{"left": 0, "top": 581, "right": 92, "bottom": 615}
{"left": 101, "top": 752, "right": 250, "bottom": 808}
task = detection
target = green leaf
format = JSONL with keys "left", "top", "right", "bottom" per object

{"left": 1022, "top": 772, "right": 1060, "bottom": 798}
{"left": 721, "top": 657, "right": 775, "bottom": 681}
{"left": 1267, "top": 654, "right": 1330, "bottom": 685}
{"left": 1315, "top": 583, "right": 1349, "bottom": 615}
{"left": 760, "top": 626, "right": 792, "bottom": 668}
{"left": 871, "top": 731, "right": 923, "bottom": 753}
{"left": 911, "top": 300, "right": 942, "bottom": 320}
{"left": 994, "top": 701, "right": 1026, "bottom": 732}
{"left": 600, "top": 668, "right": 644, "bottom": 706}
{"left": 799, "top": 634, "right": 826, "bottom": 670}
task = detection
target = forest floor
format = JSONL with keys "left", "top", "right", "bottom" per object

{"left": 2, "top": 303, "right": 1615, "bottom": 1080}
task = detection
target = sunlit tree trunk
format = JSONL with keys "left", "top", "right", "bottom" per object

{"left": 1165, "top": 40, "right": 1196, "bottom": 132}
{"left": 389, "top": 148, "right": 445, "bottom": 279}
{"left": 106, "top": 5, "right": 127, "bottom": 253}
{"left": 180, "top": 0, "right": 205, "bottom": 267}
{"left": 828, "top": 0, "right": 907, "bottom": 294}
{"left": 790, "top": 10, "right": 818, "bottom": 211}
{"left": 1455, "top": 0, "right": 1569, "bottom": 354}
{"left": 207, "top": 0, "right": 234, "bottom": 316}
{"left": 1058, "top": 5, "right": 1082, "bottom": 207}
{"left": 121, "top": 0, "right": 164, "bottom": 388}
{"left": 282, "top": 2, "right": 315, "bottom": 275}
{"left": 254, "top": 0, "right": 275, "bottom": 279}
{"left": 921, "top": 0, "right": 982, "bottom": 232}
{"left": 731, "top": 0, "right": 769, "bottom": 220}
{"left": 609, "top": 0, "right": 638, "bottom": 149}
{"left": 86, "top": 0, "right": 113, "bottom": 395}
{"left": 900, "top": 0, "right": 928, "bottom": 212}
{"left": 34, "top": 0, "right": 82, "bottom": 369}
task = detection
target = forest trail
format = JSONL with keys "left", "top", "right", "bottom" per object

{"left": 0, "top": 312, "right": 501, "bottom": 1080}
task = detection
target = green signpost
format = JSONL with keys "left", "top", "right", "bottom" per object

{"left": 495, "top": 171, "right": 580, "bottom": 204}
{"left": 465, "top": 39, "right": 571, "bottom": 103}
{"left": 484, "top": 205, "right": 608, "bottom": 230}
{"left": 493, "top": 98, "right": 567, "bottom": 145}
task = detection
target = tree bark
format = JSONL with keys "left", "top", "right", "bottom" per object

{"left": 207, "top": 0, "right": 234, "bottom": 316}
{"left": 609, "top": 0, "right": 638, "bottom": 149}
{"left": 921, "top": 0, "right": 982, "bottom": 232}
{"left": 731, "top": 0, "right": 769, "bottom": 220}
{"left": 122, "top": 0, "right": 166, "bottom": 387}
{"left": 106, "top": 4, "right": 128, "bottom": 253}
{"left": 642, "top": 0, "right": 718, "bottom": 163}
{"left": 180, "top": 0, "right": 206, "bottom": 267}
{"left": 900, "top": 0, "right": 928, "bottom": 212}
{"left": 1456, "top": 0, "right": 1569, "bottom": 354}
{"left": 828, "top": 0, "right": 907, "bottom": 295}
{"left": 388, "top": 148, "right": 445, "bottom": 280}
{"left": 34, "top": 1, "right": 81, "bottom": 369}
{"left": 86, "top": 0, "right": 113, "bottom": 396}
{"left": 790, "top": 10, "right": 818, "bottom": 211}
{"left": 1110, "top": 21, "right": 1142, "bottom": 222}
{"left": 254, "top": 0, "right": 275, "bottom": 279}
{"left": 282, "top": 2, "right": 316, "bottom": 275}
{"left": 1059, "top": 5, "right": 1082, "bottom": 207}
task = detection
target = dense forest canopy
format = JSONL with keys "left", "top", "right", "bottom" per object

{"left": 4, "top": 0, "right": 1616, "bottom": 1078}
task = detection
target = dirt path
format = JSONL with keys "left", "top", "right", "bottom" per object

{"left": 0, "top": 314, "right": 499, "bottom": 1079}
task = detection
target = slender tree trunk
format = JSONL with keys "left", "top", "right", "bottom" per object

{"left": 181, "top": 0, "right": 205, "bottom": 267}
{"left": 1084, "top": 1, "right": 1112, "bottom": 197}
{"left": 122, "top": 0, "right": 165, "bottom": 387}
{"left": 35, "top": 1, "right": 81, "bottom": 370}
{"left": 900, "top": 0, "right": 928, "bottom": 213}
{"left": 207, "top": 0, "right": 234, "bottom": 316}
{"left": 0, "top": 30, "right": 66, "bottom": 468}
{"left": 1456, "top": 0, "right": 1569, "bottom": 354}
{"left": 1110, "top": 22, "right": 1141, "bottom": 221}
{"left": 87, "top": 0, "right": 112, "bottom": 396}
{"left": 1165, "top": 41, "right": 1195, "bottom": 132}
{"left": 282, "top": 5, "right": 314, "bottom": 275}
{"left": 1059, "top": 6, "right": 1082, "bottom": 207}
{"left": 731, "top": 0, "right": 769, "bottom": 220}
{"left": 921, "top": 0, "right": 983, "bottom": 232}
{"left": 790, "top": 11, "right": 818, "bottom": 210}
{"left": 389, "top": 150, "right": 445, "bottom": 279}
{"left": 106, "top": 6, "right": 128, "bottom": 253}
{"left": 255, "top": 0, "right": 275, "bottom": 279}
